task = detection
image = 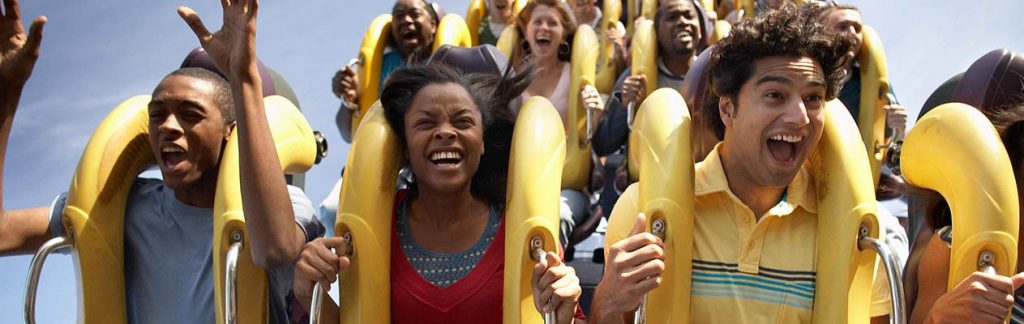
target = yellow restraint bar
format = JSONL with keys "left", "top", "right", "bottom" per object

{"left": 856, "top": 25, "right": 890, "bottom": 188}
{"left": 351, "top": 14, "right": 472, "bottom": 132}
{"left": 627, "top": 18, "right": 657, "bottom": 181}
{"left": 466, "top": 0, "right": 527, "bottom": 46}
{"left": 335, "top": 98, "right": 567, "bottom": 323}
{"left": 336, "top": 103, "right": 401, "bottom": 323}
{"left": 212, "top": 95, "right": 318, "bottom": 324}
{"left": 565, "top": 25, "right": 599, "bottom": 190}
{"left": 605, "top": 99, "right": 884, "bottom": 323}
{"left": 64, "top": 95, "right": 316, "bottom": 323}
{"left": 900, "top": 103, "right": 1019, "bottom": 289}
{"left": 504, "top": 97, "right": 567, "bottom": 323}
{"left": 594, "top": 0, "right": 623, "bottom": 94}
{"left": 609, "top": 89, "right": 695, "bottom": 322}
{"left": 63, "top": 95, "right": 153, "bottom": 323}
{"left": 812, "top": 100, "right": 884, "bottom": 323}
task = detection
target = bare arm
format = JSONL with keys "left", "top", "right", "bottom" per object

{"left": 178, "top": 0, "right": 303, "bottom": 268}
{"left": 0, "top": 0, "right": 50, "bottom": 255}
{"left": 911, "top": 235, "right": 1024, "bottom": 324}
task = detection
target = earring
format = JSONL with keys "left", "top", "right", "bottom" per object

{"left": 558, "top": 41, "right": 571, "bottom": 56}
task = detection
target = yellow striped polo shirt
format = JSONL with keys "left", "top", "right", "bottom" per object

{"left": 610, "top": 145, "right": 891, "bottom": 322}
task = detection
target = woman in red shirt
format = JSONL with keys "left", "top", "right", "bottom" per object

{"left": 294, "top": 63, "right": 584, "bottom": 323}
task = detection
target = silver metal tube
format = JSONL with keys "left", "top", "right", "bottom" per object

{"left": 225, "top": 240, "right": 243, "bottom": 324}
{"left": 633, "top": 219, "right": 664, "bottom": 324}
{"left": 24, "top": 236, "right": 72, "bottom": 324}
{"left": 531, "top": 237, "right": 556, "bottom": 324}
{"left": 858, "top": 231, "right": 907, "bottom": 324}
{"left": 309, "top": 283, "right": 325, "bottom": 324}
{"left": 978, "top": 251, "right": 997, "bottom": 275}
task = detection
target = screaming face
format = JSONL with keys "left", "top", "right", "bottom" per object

{"left": 525, "top": 4, "right": 567, "bottom": 62}
{"left": 391, "top": 0, "right": 438, "bottom": 58}
{"left": 402, "top": 82, "right": 485, "bottom": 196}
{"left": 148, "top": 75, "right": 231, "bottom": 195}
{"left": 657, "top": 0, "right": 701, "bottom": 58}
{"left": 719, "top": 56, "right": 826, "bottom": 188}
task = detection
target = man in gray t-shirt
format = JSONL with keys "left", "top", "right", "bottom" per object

{"left": 46, "top": 179, "right": 322, "bottom": 323}
{"left": 0, "top": 1, "right": 319, "bottom": 322}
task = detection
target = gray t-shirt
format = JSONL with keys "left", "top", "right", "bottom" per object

{"left": 48, "top": 178, "right": 322, "bottom": 324}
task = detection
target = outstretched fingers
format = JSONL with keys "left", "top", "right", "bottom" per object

{"left": 3, "top": 0, "right": 19, "bottom": 20}
{"left": 22, "top": 16, "right": 44, "bottom": 58}
{"left": 177, "top": 6, "right": 211, "bottom": 44}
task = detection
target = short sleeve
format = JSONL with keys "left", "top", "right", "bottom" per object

{"left": 48, "top": 192, "right": 69, "bottom": 238}
{"left": 870, "top": 260, "right": 893, "bottom": 317}
{"left": 287, "top": 185, "right": 324, "bottom": 242}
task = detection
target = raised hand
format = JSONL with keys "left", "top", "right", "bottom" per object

{"left": 0, "top": 0, "right": 45, "bottom": 97}
{"left": 532, "top": 251, "right": 582, "bottom": 323}
{"left": 177, "top": 0, "right": 258, "bottom": 80}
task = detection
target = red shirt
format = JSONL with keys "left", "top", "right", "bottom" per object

{"left": 389, "top": 191, "right": 585, "bottom": 323}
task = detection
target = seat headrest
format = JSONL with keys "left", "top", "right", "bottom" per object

{"left": 428, "top": 44, "right": 510, "bottom": 76}
{"left": 181, "top": 47, "right": 301, "bottom": 107}
{"left": 952, "top": 49, "right": 1024, "bottom": 111}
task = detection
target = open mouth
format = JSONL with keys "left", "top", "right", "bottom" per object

{"left": 766, "top": 134, "right": 802, "bottom": 165}
{"left": 674, "top": 29, "right": 693, "bottom": 43}
{"left": 430, "top": 150, "right": 463, "bottom": 168}
{"left": 160, "top": 145, "right": 187, "bottom": 170}
{"left": 400, "top": 28, "right": 420, "bottom": 46}
{"left": 535, "top": 35, "right": 552, "bottom": 47}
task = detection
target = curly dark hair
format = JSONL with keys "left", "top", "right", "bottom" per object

{"left": 705, "top": 3, "right": 850, "bottom": 139}
{"left": 380, "top": 63, "right": 533, "bottom": 207}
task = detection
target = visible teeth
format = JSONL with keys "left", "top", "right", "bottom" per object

{"left": 769, "top": 135, "right": 803, "bottom": 143}
{"left": 430, "top": 151, "right": 462, "bottom": 162}
{"left": 162, "top": 147, "right": 184, "bottom": 153}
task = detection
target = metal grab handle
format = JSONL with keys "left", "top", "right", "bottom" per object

{"left": 24, "top": 236, "right": 73, "bottom": 324}
{"left": 225, "top": 234, "right": 243, "bottom": 324}
{"left": 858, "top": 226, "right": 907, "bottom": 324}
{"left": 978, "top": 251, "right": 997, "bottom": 275}
{"left": 310, "top": 233, "right": 352, "bottom": 324}
{"left": 309, "top": 283, "right": 327, "bottom": 324}
{"left": 531, "top": 237, "right": 557, "bottom": 324}
{"left": 633, "top": 219, "right": 665, "bottom": 324}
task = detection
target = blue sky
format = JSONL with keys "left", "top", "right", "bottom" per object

{"left": 1, "top": 0, "right": 1022, "bottom": 322}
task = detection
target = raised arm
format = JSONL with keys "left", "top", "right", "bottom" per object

{"left": 178, "top": 0, "right": 304, "bottom": 268}
{"left": 0, "top": 0, "right": 51, "bottom": 255}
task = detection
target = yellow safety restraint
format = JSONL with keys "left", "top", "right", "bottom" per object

{"left": 606, "top": 99, "right": 888, "bottom": 323}
{"left": 350, "top": 14, "right": 472, "bottom": 133}
{"left": 59, "top": 95, "right": 317, "bottom": 323}
{"left": 900, "top": 103, "right": 1019, "bottom": 290}
{"left": 856, "top": 25, "right": 891, "bottom": 188}
{"left": 465, "top": 0, "right": 527, "bottom": 46}
{"left": 334, "top": 98, "right": 566, "bottom": 323}
{"left": 494, "top": 23, "right": 599, "bottom": 191}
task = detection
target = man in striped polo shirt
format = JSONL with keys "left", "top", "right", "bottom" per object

{"left": 590, "top": 3, "right": 891, "bottom": 323}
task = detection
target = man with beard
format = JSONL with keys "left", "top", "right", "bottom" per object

{"left": 592, "top": 0, "right": 708, "bottom": 157}
{"left": 590, "top": 3, "right": 892, "bottom": 323}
